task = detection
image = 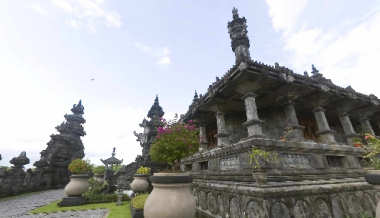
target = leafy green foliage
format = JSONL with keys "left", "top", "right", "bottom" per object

{"left": 136, "top": 166, "right": 150, "bottom": 175}
{"left": 92, "top": 166, "right": 105, "bottom": 175}
{"left": 363, "top": 134, "right": 380, "bottom": 169}
{"left": 249, "top": 148, "right": 278, "bottom": 170}
{"left": 132, "top": 194, "right": 149, "bottom": 209}
{"left": 150, "top": 118, "right": 199, "bottom": 170}
{"left": 68, "top": 159, "right": 92, "bottom": 174}
{"left": 112, "top": 164, "right": 122, "bottom": 173}
{"left": 83, "top": 178, "right": 129, "bottom": 204}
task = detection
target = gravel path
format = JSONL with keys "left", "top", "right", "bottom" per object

{"left": 0, "top": 189, "right": 108, "bottom": 218}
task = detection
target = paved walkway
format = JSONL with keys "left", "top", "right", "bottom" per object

{"left": 0, "top": 189, "right": 108, "bottom": 218}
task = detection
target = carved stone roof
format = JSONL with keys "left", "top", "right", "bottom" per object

{"left": 183, "top": 60, "right": 380, "bottom": 120}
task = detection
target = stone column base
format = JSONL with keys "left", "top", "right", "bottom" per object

{"left": 284, "top": 124, "right": 305, "bottom": 140}
{"left": 217, "top": 133, "right": 229, "bottom": 147}
{"left": 243, "top": 118, "right": 264, "bottom": 138}
{"left": 316, "top": 130, "right": 336, "bottom": 144}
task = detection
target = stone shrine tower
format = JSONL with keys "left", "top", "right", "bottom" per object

{"left": 34, "top": 100, "right": 86, "bottom": 188}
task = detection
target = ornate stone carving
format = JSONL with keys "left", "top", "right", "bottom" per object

{"left": 228, "top": 8, "right": 251, "bottom": 65}
{"left": 10, "top": 151, "right": 30, "bottom": 168}
{"left": 33, "top": 100, "right": 86, "bottom": 188}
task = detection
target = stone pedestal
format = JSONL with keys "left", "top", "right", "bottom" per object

{"left": 361, "top": 118, "right": 375, "bottom": 136}
{"left": 199, "top": 126, "right": 208, "bottom": 152}
{"left": 313, "top": 106, "right": 336, "bottom": 144}
{"left": 242, "top": 92, "right": 264, "bottom": 137}
{"left": 216, "top": 111, "right": 229, "bottom": 147}
{"left": 58, "top": 196, "right": 86, "bottom": 207}
{"left": 338, "top": 113, "right": 358, "bottom": 145}
{"left": 283, "top": 102, "right": 304, "bottom": 139}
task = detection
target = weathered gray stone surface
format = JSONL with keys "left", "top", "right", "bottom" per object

{"left": 0, "top": 189, "right": 64, "bottom": 218}
{"left": 19, "top": 209, "right": 108, "bottom": 218}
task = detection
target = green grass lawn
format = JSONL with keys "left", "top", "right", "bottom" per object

{"left": 30, "top": 200, "right": 132, "bottom": 218}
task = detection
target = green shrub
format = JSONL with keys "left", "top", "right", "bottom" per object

{"left": 363, "top": 134, "right": 380, "bottom": 170}
{"left": 136, "top": 166, "right": 150, "bottom": 175}
{"left": 132, "top": 194, "right": 149, "bottom": 209}
{"left": 68, "top": 159, "right": 92, "bottom": 174}
{"left": 92, "top": 166, "right": 105, "bottom": 175}
{"left": 83, "top": 178, "right": 129, "bottom": 203}
{"left": 150, "top": 118, "right": 199, "bottom": 170}
{"left": 83, "top": 192, "right": 129, "bottom": 204}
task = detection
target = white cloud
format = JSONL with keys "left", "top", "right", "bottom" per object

{"left": 266, "top": 1, "right": 380, "bottom": 96}
{"left": 135, "top": 43, "right": 172, "bottom": 65}
{"left": 265, "top": 0, "right": 307, "bottom": 33}
{"left": 51, "top": 0, "right": 122, "bottom": 31}
{"left": 31, "top": 4, "right": 48, "bottom": 16}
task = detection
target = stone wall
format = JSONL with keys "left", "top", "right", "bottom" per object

{"left": 194, "top": 180, "right": 378, "bottom": 218}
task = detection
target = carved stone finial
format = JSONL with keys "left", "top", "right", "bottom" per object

{"left": 228, "top": 7, "right": 251, "bottom": 65}
{"left": 71, "top": 100, "right": 84, "bottom": 115}
{"left": 311, "top": 64, "right": 320, "bottom": 76}
{"left": 193, "top": 90, "right": 199, "bottom": 101}
{"left": 10, "top": 151, "right": 30, "bottom": 168}
{"left": 232, "top": 7, "right": 239, "bottom": 19}
{"left": 112, "top": 147, "right": 116, "bottom": 157}
{"left": 147, "top": 95, "right": 164, "bottom": 119}
{"left": 304, "top": 71, "right": 309, "bottom": 77}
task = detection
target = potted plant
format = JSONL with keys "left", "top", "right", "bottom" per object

{"left": 64, "top": 159, "right": 92, "bottom": 196}
{"left": 249, "top": 148, "right": 278, "bottom": 185}
{"left": 362, "top": 134, "right": 380, "bottom": 185}
{"left": 131, "top": 193, "right": 149, "bottom": 218}
{"left": 144, "top": 118, "right": 199, "bottom": 218}
{"left": 130, "top": 166, "right": 151, "bottom": 193}
{"left": 92, "top": 165, "right": 105, "bottom": 183}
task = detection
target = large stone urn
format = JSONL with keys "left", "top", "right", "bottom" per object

{"left": 130, "top": 174, "right": 149, "bottom": 193}
{"left": 64, "top": 174, "right": 90, "bottom": 196}
{"left": 144, "top": 173, "right": 196, "bottom": 218}
{"left": 59, "top": 174, "right": 89, "bottom": 206}
{"left": 365, "top": 170, "right": 380, "bottom": 218}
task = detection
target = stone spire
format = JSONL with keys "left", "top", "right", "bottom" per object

{"left": 147, "top": 96, "right": 164, "bottom": 119}
{"left": 228, "top": 7, "right": 251, "bottom": 65}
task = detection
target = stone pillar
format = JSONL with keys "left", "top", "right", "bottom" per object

{"left": 313, "top": 106, "right": 336, "bottom": 144}
{"left": 338, "top": 112, "right": 358, "bottom": 145}
{"left": 283, "top": 101, "right": 304, "bottom": 139}
{"left": 360, "top": 117, "right": 375, "bottom": 136}
{"left": 242, "top": 92, "right": 264, "bottom": 137}
{"left": 216, "top": 110, "right": 229, "bottom": 147}
{"left": 199, "top": 125, "right": 208, "bottom": 152}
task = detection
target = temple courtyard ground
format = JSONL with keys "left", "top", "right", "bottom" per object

{"left": 0, "top": 189, "right": 128, "bottom": 218}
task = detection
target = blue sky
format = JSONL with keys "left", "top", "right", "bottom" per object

{"left": 1, "top": 0, "right": 379, "bottom": 167}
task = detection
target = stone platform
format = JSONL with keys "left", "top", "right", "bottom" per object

{"left": 182, "top": 138, "right": 379, "bottom": 218}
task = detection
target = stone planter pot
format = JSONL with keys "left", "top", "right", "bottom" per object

{"left": 64, "top": 174, "right": 90, "bottom": 196}
{"left": 253, "top": 170, "right": 267, "bottom": 185}
{"left": 130, "top": 174, "right": 149, "bottom": 193}
{"left": 144, "top": 173, "right": 195, "bottom": 218}
{"left": 365, "top": 170, "right": 380, "bottom": 185}
{"left": 94, "top": 174, "right": 104, "bottom": 183}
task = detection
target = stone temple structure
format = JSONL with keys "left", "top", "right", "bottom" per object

{"left": 117, "top": 96, "right": 167, "bottom": 188}
{"left": 181, "top": 8, "right": 380, "bottom": 218}
{"left": 33, "top": 100, "right": 86, "bottom": 188}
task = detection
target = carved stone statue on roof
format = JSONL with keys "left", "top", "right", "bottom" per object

{"left": 228, "top": 7, "right": 251, "bottom": 65}
{"left": 10, "top": 151, "right": 30, "bottom": 168}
